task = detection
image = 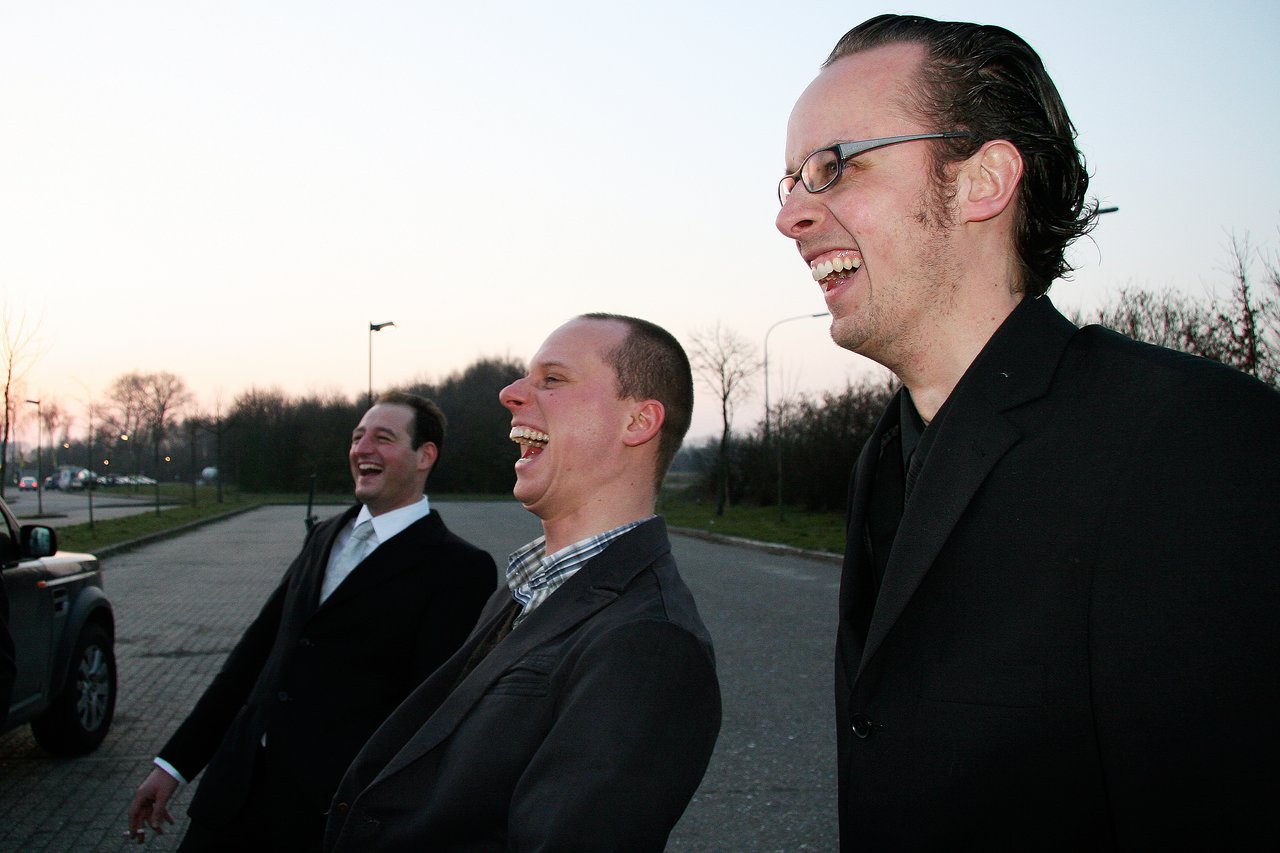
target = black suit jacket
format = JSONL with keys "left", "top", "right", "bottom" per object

{"left": 837, "top": 295, "right": 1280, "bottom": 849}
{"left": 159, "top": 505, "right": 496, "bottom": 838}
{"left": 324, "top": 516, "right": 721, "bottom": 853}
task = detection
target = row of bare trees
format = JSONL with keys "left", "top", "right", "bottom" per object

{"left": 684, "top": 233, "right": 1280, "bottom": 513}
{"left": 1091, "top": 234, "right": 1280, "bottom": 385}
{"left": 9, "top": 231, "right": 1278, "bottom": 508}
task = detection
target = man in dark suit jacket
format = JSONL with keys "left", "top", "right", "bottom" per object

{"left": 127, "top": 392, "right": 497, "bottom": 850}
{"left": 324, "top": 314, "right": 721, "bottom": 852}
{"left": 776, "top": 14, "right": 1280, "bottom": 849}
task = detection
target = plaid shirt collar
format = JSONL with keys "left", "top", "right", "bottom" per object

{"left": 505, "top": 517, "right": 652, "bottom": 625}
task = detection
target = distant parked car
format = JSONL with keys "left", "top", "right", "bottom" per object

{"left": 1, "top": 495, "right": 116, "bottom": 755}
{"left": 17, "top": 477, "right": 37, "bottom": 492}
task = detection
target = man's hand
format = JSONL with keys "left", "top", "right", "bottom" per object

{"left": 126, "top": 767, "right": 179, "bottom": 844}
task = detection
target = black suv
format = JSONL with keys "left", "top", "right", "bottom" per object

{"left": 1, "top": 495, "right": 116, "bottom": 755}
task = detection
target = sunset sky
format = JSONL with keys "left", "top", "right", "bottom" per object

{"left": 4, "top": 0, "right": 1278, "bottom": 443}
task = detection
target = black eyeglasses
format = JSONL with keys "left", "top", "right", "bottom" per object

{"left": 777, "top": 131, "right": 972, "bottom": 206}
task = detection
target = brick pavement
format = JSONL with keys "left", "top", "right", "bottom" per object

{"left": 0, "top": 504, "right": 348, "bottom": 852}
{"left": 0, "top": 502, "right": 838, "bottom": 852}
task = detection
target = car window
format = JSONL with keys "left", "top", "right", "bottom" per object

{"left": 0, "top": 515, "right": 14, "bottom": 564}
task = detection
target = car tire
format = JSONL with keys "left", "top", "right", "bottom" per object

{"left": 31, "top": 622, "right": 117, "bottom": 756}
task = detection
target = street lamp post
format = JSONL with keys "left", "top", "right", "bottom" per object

{"left": 763, "top": 312, "right": 828, "bottom": 521}
{"left": 26, "top": 398, "right": 42, "bottom": 516}
{"left": 368, "top": 321, "right": 396, "bottom": 408}
{"left": 85, "top": 404, "right": 96, "bottom": 529}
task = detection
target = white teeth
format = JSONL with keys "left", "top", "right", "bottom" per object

{"left": 810, "top": 254, "right": 862, "bottom": 281}
{"left": 509, "top": 426, "right": 549, "bottom": 447}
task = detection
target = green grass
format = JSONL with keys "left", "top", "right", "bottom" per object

{"left": 658, "top": 493, "right": 845, "bottom": 555}
{"left": 53, "top": 488, "right": 847, "bottom": 557}
{"left": 57, "top": 499, "right": 264, "bottom": 553}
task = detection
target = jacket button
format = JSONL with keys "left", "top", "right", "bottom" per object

{"left": 851, "top": 714, "right": 874, "bottom": 739}
{"left": 333, "top": 802, "right": 349, "bottom": 815}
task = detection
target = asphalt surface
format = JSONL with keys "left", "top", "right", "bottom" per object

{"left": 0, "top": 501, "right": 840, "bottom": 852}
{"left": 7, "top": 488, "right": 189, "bottom": 529}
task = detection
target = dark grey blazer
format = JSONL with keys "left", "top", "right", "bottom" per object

{"left": 159, "top": 505, "right": 497, "bottom": 841}
{"left": 837, "top": 295, "right": 1280, "bottom": 849}
{"left": 324, "top": 516, "right": 721, "bottom": 853}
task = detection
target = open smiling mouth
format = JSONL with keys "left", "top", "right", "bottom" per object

{"left": 810, "top": 253, "right": 862, "bottom": 291}
{"left": 510, "top": 426, "right": 549, "bottom": 461}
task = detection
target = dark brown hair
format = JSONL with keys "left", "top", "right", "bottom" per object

{"left": 826, "top": 14, "right": 1097, "bottom": 296}
{"left": 374, "top": 391, "right": 447, "bottom": 453}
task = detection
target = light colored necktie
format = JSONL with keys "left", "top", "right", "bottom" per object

{"left": 320, "top": 521, "right": 377, "bottom": 603}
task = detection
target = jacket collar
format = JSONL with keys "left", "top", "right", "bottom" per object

{"left": 852, "top": 295, "right": 1077, "bottom": 680}
{"left": 370, "top": 517, "right": 671, "bottom": 784}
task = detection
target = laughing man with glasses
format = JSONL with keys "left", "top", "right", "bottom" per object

{"left": 775, "top": 13, "right": 1280, "bottom": 850}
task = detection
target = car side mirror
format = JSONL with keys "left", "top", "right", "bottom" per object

{"left": 21, "top": 525, "right": 58, "bottom": 558}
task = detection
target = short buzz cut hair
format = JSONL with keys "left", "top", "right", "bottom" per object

{"left": 374, "top": 391, "right": 447, "bottom": 454}
{"left": 825, "top": 14, "right": 1097, "bottom": 297}
{"left": 579, "top": 313, "right": 694, "bottom": 489}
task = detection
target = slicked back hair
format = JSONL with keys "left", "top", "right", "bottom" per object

{"left": 826, "top": 13, "right": 1096, "bottom": 297}
{"left": 580, "top": 313, "right": 694, "bottom": 491}
{"left": 374, "top": 391, "right": 447, "bottom": 454}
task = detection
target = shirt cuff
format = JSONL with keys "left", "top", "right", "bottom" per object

{"left": 153, "top": 756, "right": 188, "bottom": 785}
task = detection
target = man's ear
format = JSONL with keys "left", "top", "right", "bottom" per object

{"left": 622, "top": 400, "right": 665, "bottom": 448}
{"left": 959, "top": 139, "right": 1023, "bottom": 223}
{"left": 416, "top": 441, "right": 439, "bottom": 473}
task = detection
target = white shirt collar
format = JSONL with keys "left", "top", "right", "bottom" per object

{"left": 355, "top": 494, "right": 431, "bottom": 543}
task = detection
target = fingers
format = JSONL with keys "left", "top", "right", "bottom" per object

{"left": 127, "top": 768, "right": 180, "bottom": 842}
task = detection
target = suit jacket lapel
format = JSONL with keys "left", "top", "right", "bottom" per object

{"left": 319, "top": 510, "right": 446, "bottom": 609}
{"left": 840, "top": 402, "right": 898, "bottom": 669}
{"left": 856, "top": 296, "right": 1078, "bottom": 681}
{"left": 371, "top": 518, "right": 670, "bottom": 785}
{"left": 298, "top": 504, "right": 360, "bottom": 618}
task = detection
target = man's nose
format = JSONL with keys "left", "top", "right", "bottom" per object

{"left": 499, "top": 378, "right": 528, "bottom": 410}
{"left": 776, "top": 185, "right": 824, "bottom": 239}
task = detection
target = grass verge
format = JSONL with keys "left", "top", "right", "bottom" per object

{"left": 57, "top": 500, "right": 264, "bottom": 553}
{"left": 53, "top": 491, "right": 847, "bottom": 558}
{"left": 658, "top": 493, "right": 845, "bottom": 555}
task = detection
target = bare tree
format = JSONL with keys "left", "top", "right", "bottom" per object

{"left": 105, "top": 373, "right": 150, "bottom": 474}
{"left": 1094, "top": 230, "right": 1280, "bottom": 389}
{"left": 0, "top": 300, "right": 42, "bottom": 497}
{"left": 104, "top": 371, "right": 193, "bottom": 492}
{"left": 1215, "top": 232, "right": 1278, "bottom": 385}
{"left": 688, "top": 324, "right": 761, "bottom": 516}
{"left": 39, "top": 400, "right": 67, "bottom": 469}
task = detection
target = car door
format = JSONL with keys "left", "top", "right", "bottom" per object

{"left": 1, "top": 504, "right": 53, "bottom": 722}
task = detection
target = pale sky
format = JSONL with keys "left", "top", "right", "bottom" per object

{"left": 4, "top": 0, "right": 1278, "bottom": 443}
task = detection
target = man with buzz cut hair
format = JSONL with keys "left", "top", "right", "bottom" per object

{"left": 324, "top": 313, "right": 720, "bottom": 853}
{"left": 127, "top": 392, "right": 497, "bottom": 850}
{"left": 776, "top": 12, "right": 1279, "bottom": 849}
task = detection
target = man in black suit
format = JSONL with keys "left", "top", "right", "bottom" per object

{"left": 127, "top": 392, "right": 496, "bottom": 850}
{"left": 775, "top": 14, "right": 1280, "bottom": 849}
{"left": 324, "top": 314, "right": 721, "bottom": 852}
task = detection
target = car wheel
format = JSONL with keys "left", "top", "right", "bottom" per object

{"left": 31, "top": 622, "right": 117, "bottom": 756}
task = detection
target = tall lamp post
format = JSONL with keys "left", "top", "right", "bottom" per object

{"left": 26, "top": 398, "right": 42, "bottom": 516}
{"left": 368, "top": 321, "right": 396, "bottom": 408}
{"left": 763, "top": 312, "right": 828, "bottom": 521}
{"left": 85, "top": 404, "right": 96, "bottom": 529}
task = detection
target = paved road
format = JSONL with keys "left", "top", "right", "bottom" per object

{"left": 0, "top": 502, "right": 840, "bottom": 852}
{"left": 7, "top": 488, "right": 188, "bottom": 529}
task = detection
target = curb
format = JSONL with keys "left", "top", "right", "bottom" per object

{"left": 93, "top": 504, "right": 264, "bottom": 560}
{"left": 668, "top": 525, "right": 842, "bottom": 565}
